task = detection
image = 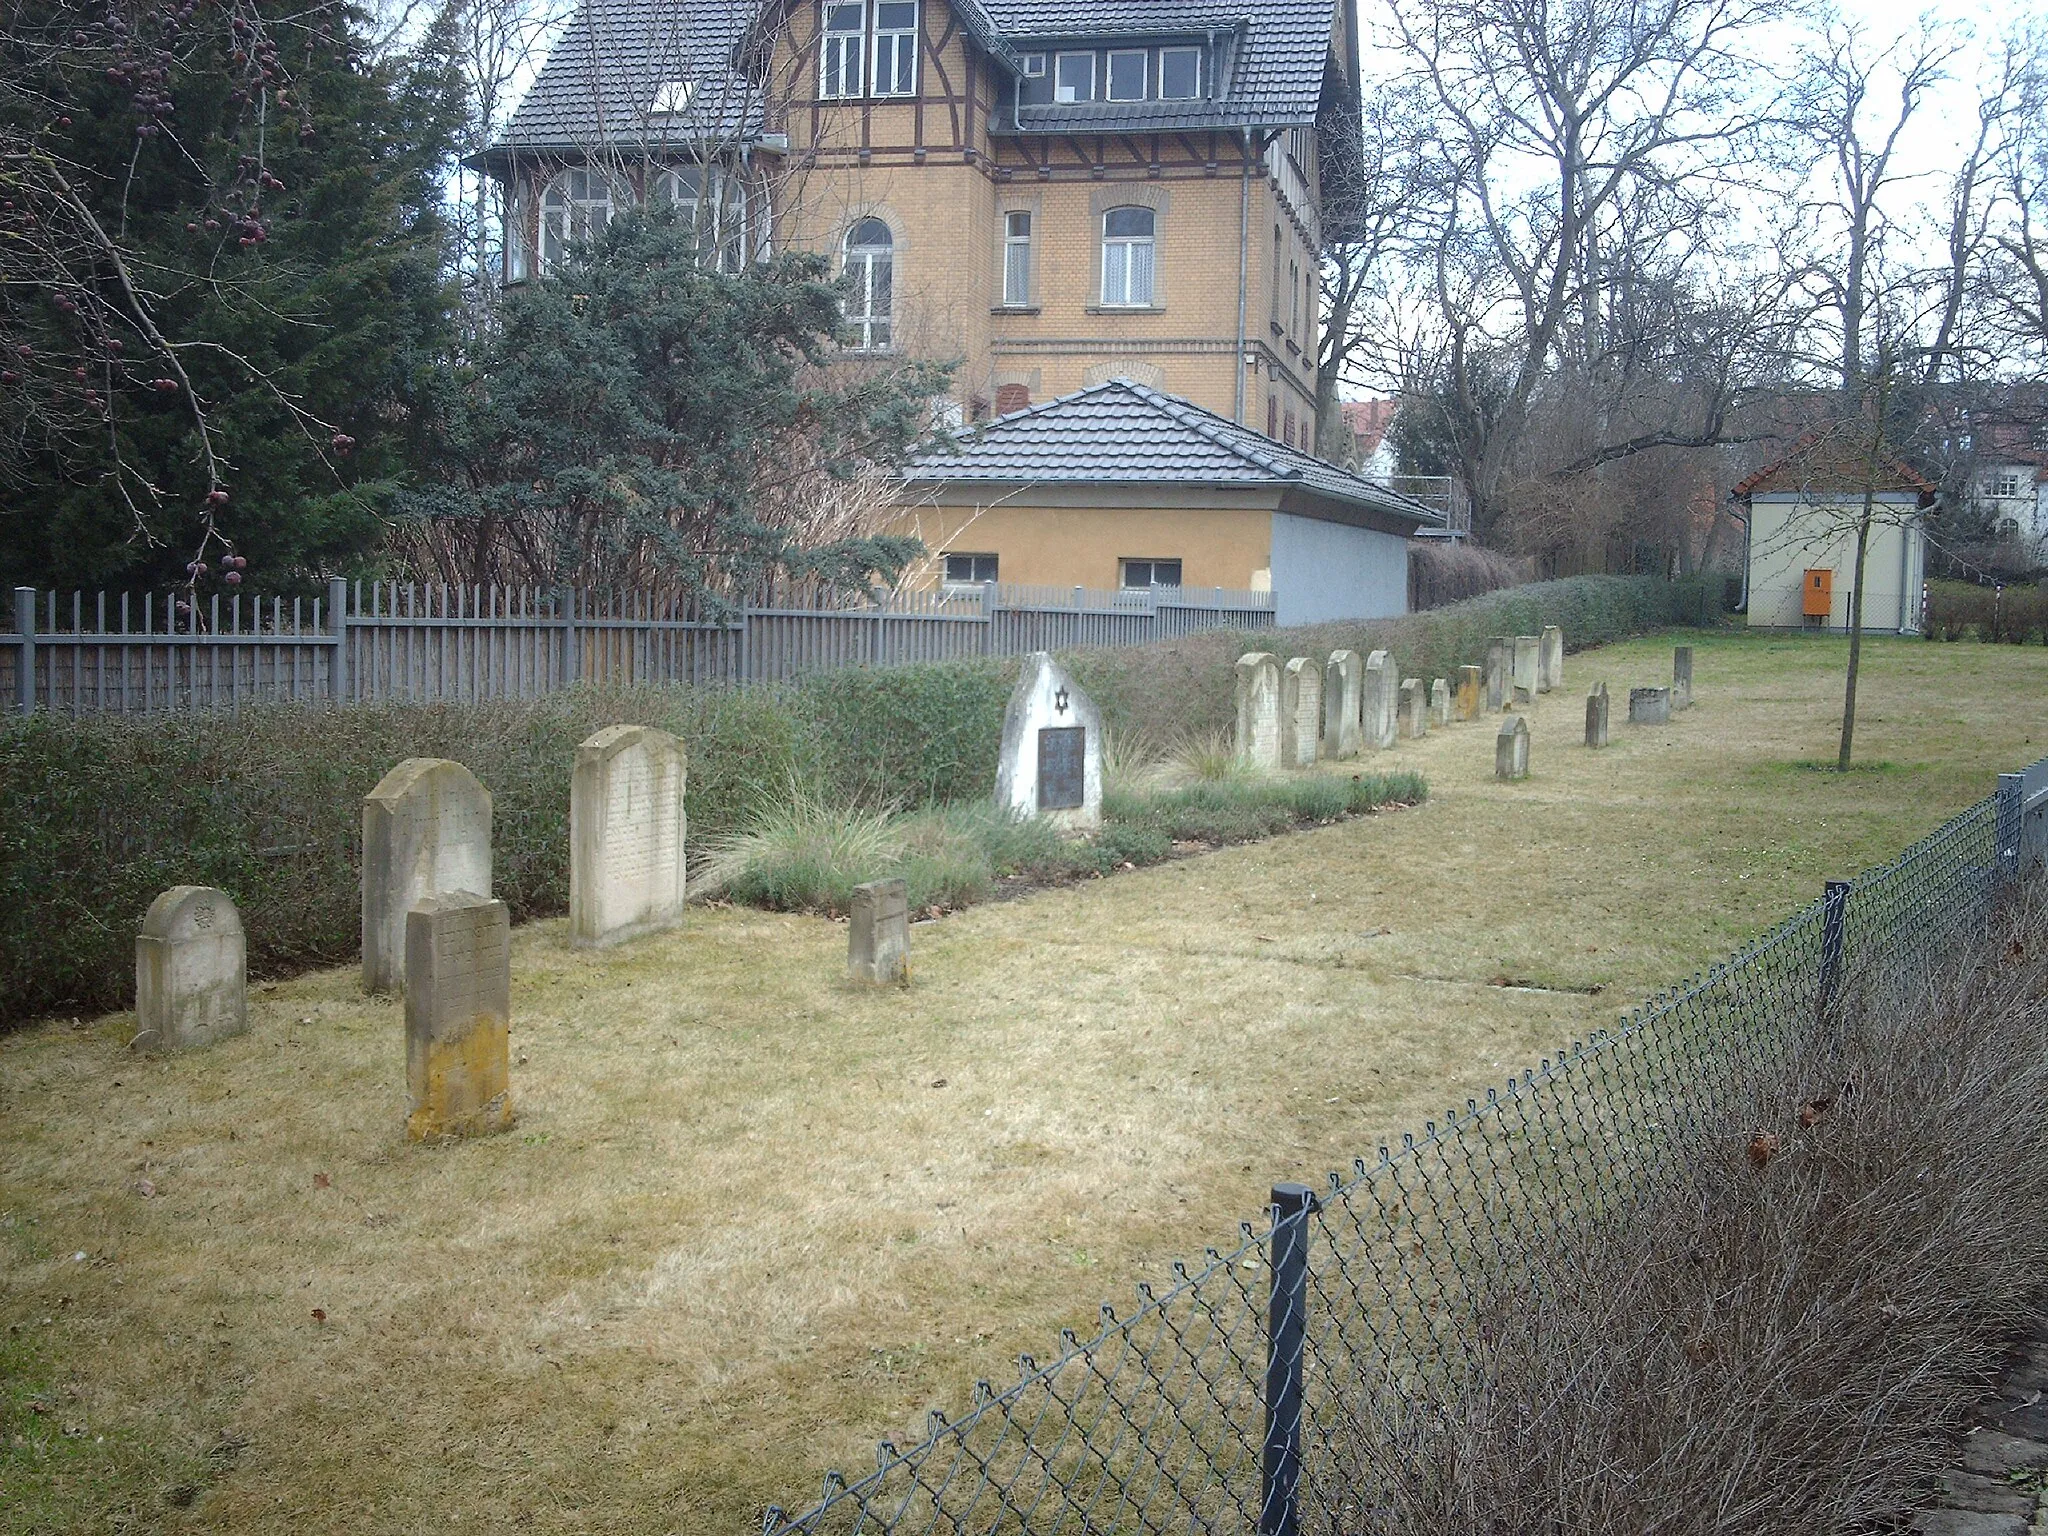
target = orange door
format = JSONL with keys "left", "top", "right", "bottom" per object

{"left": 1802, "top": 568, "right": 1833, "bottom": 618}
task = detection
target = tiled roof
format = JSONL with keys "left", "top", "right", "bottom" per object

{"left": 490, "top": 0, "right": 1340, "bottom": 157}
{"left": 1732, "top": 433, "right": 1938, "bottom": 501}
{"left": 904, "top": 379, "right": 1443, "bottom": 527}
{"left": 993, "top": 0, "right": 1337, "bottom": 130}
{"left": 494, "top": 0, "right": 765, "bottom": 156}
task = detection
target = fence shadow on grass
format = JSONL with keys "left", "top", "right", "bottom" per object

{"left": 762, "top": 759, "right": 2048, "bottom": 1535}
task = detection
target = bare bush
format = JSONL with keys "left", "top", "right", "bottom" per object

{"left": 1333, "top": 886, "right": 2048, "bottom": 1535}
{"left": 1407, "top": 540, "right": 1523, "bottom": 610}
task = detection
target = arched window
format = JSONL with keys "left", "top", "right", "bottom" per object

{"left": 844, "top": 217, "right": 894, "bottom": 350}
{"left": 1101, "top": 206, "right": 1155, "bottom": 307}
{"left": 650, "top": 166, "right": 761, "bottom": 272}
{"left": 539, "top": 169, "right": 619, "bottom": 276}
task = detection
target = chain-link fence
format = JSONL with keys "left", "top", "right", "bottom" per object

{"left": 762, "top": 757, "right": 2048, "bottom": 1536}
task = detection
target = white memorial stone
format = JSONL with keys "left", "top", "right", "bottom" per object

{"left": 1363, "top": 650, "right": 1398, "bottom": 751}
{"left": 1324, "top": 650, "right": 1363, "bottom": 759}
{"left": 571, "top": 725, "right": 687, "bottom": 949}
{"left": 362, "top": 758, "right": 492, "bottom": 995}
{"left": 134, "top": 886, "right": 247, "bottom": 1051}
{"left": 1235, "top": 652, "right": 1282, "bottom": 771}
{"left": 997, "top": 652, "right": 1103, "bottom": 830}
{"left": 1539, "top": 627, "right": 1564, "bottom": 692}
{"left": 1281, "top": 657, "right": 1321, "bottom": 769}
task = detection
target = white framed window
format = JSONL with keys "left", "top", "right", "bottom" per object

{"left": 844, "top": 217, "right": 894, "bottom": 350}
{"left": 1159, "top": 46, "right": 1201, "bottom": 99}
{"left": 1990, "top": 471, "right": 2023, "bottom": 499}
{"left": 871, "top": 0, "right": 917, "bottom": 96}
{"left": 1270, "top": 227, "right": 1282, "bottom": 322}
{"left": 1106, "top": 49, "right": 1147, "bottom": 101}
{"left": 1002, "top": 211, "right": 1031, "bottom": 306}
{"left": 1289, "top": 259, "right": 1300, "bottom": 344}
{"left": 821, "top": 1, "right": 864, "bottom": 99}
{"left": 1054, "top": 51, "right": 1095, "bottom": 103}
{"left": 504, "top": 177, "right": 531, "bottom": 283}
{"left": 1022, "top": 52, "right": 1046, "bottom": 77}
{"left": 651, "top": 165, "right": 759, "bottom": 272}
{"left": 944, "top": 552, "right": 998, "bottom": 587}
{"left": 1120, "top": 558, "right": 1182, "bottom": 588}
{"left": 1101, "top": 206, "right": 1155, "bottom": 306}
{"left": 539, "top": 168, "right": 619, "bottom": 276}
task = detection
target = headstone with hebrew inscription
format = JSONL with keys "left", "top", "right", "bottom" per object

{"left": 1673, "top": 645, "right": 1694, "bottom": 711}
{"left": 1496, "top": 714, "right": 1530, "bottom": 780}
{"left": 849, "top": 878, "right": 909, "bottom": 984}
{"left": 1324, "top": 650, "right": 1362, "bottom": 760}
{"left": 1363, "top": 650, "right": 1398, "bottom": 750}
{"left": 571, "top": 725, "right": 686, "bottom": 949}
{"left": 1539, "top": 627, "right": 1563, "bottom": 693}
{"left": 134, "top": 886, "right": 247, "bottom": 1051}
{"left": 404, "top": 890, "right": 512, "bottom": 1141}
{"left": 362, "top": 759, "right": 492, "bottom": 995}
{"left": 997, "top": 651, "right": 1103, "bottom": 829}
{"left": 1512, "top": 636, "right": 1539, "bottom": 706}
{"left": 1281, "top": 657, "right": 1321, "bottom": 769}
{"left": 1586, "top": 682, "right": 1610, "bottom": 748}
{"left": 1430, "top": 678, "right": 1451, "bottom": 728}
{"left": 1629, "top": 686, "right": 1672, "bottom": 724}
{"left": 1485, "top": 637, "right": 1509, "bottom": 711}
{"left": 1455, "top": 665, "right": 1483, "bottom": 722}
{"left": 1399, "top": 677, "right": 1428, "bottom": 739}
{"left": 1235, "top": 652, "right": 1282, "bottom": 771}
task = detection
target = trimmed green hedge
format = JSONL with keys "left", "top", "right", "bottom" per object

{"left": 0, "top": 574, "right": 1710, "bottom": 1026}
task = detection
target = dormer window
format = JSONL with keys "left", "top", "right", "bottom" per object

{"left": 1022, "top": 52, "right": 1046, "bottom": 77}
{"left": 1159, "top": 46, "right": 1201, "bottom": 99}
{"left": 650, "top": 79, "right": 695, "bottom": 114}
{"left": 1106, "top": 49, "right": 1146, "bottom": 101}
{"left": 1054, "top": 52, "right": 1095, "bottom": 103}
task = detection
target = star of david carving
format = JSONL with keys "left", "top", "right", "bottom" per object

{"left": 1054, "top": 687, "right": 1070, "bottom": 715}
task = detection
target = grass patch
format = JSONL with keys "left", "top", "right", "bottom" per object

{"left": 693, "top": 773, "right": 1429, "bottom": 916}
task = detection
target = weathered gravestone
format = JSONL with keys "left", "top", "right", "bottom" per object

{"left": 1484, "top": 637, "right": 1510, "bottom": 711}
{"left": 1399, "top": 677, "right": 1428, "bottom": 739}
{"left": 1324, "top": 650, "right": 1363, "bottom": 760}
{"left": 1539, "top": 627, "right": 1564, "bottom": 692}
{"left": 404, "top": 890, "right": 513, "bottom": 1141}
{"left": 134, "top": 886, "right": 247, "bottom": 1052}
{"left": 1496, "top": 714, "right": 1531, "bottom": 781}
{"left": 570, "top": 725, "right": 686, "bottom": 950}
{"left": 1281, "top": 657, "right": 1322, "bottom": 769}
{"left": 362, "top": 759, "right": 492, "bottom": 995}
{"left": 849, "top": 878, "right": 910, "bottom": 985}
{"left": 1363, "top": 650, "right": 1398, "bottom": 750}
{"left": 1455, "top": 665, "right": 1483, "bottom": 722}
{"left": 1585, "top": 682, "right": 1610, "bottom": 748}
{"left": 1430, "top": 678, "right": 1452, "bottom": 728}
{"left": 999, "top": 651, "right": 1104, "bottom": 828}
{"left": 1234, "top": 652, "right": 1283, "bottom": 771}
{"left": 1673, "top": 646, "right": 1694, "bottom": 711}
{"left": 1629, "top": 686, "right": 1673, "bottom": 724}
{"left": 1512, "top": 636, "right": 1539, "bottom": 706}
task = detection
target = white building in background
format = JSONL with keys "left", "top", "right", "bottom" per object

{"left": 1735, "top": 440, "right": 1934, "bottom": 634}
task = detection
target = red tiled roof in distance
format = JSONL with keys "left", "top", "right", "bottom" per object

{"left": 1731, "top": 432, "right": 1937, "bottom": 502}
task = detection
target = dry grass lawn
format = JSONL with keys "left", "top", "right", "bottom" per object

{"left": 3, "top": 630, "right": 2045, "bottom": 1534}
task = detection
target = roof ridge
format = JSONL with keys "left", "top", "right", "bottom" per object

{"left": 1115, "top": 380, "right": 1302, "bottom": 479}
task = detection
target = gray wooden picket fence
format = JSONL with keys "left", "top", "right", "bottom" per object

{"left": 1, "top": 579, "right": 1275, "bottom": 714}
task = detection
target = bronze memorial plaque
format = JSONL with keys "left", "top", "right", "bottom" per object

{"left": 1037, "top": 726, "right": 1085, "bottom": 811}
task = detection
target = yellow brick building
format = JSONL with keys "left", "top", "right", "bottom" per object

{"left": 482, "top": 0, "right": 1359, "bottom": 451}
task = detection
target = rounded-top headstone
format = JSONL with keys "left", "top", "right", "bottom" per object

{"left": 571, "top": 725, "right": 687, "bottom": 949}
{"left": 362, "top": 758, "right": 492, "bottom": 995}
{"left": 135, "top": 885, "right": 247, "bottom": 1051}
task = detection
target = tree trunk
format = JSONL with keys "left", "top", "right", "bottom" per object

{"left": 1836, "top": 493, "right": 1875, "bottom": 772}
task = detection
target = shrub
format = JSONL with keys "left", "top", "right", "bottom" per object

{"left": 0, "top": 574, "right": 1690, "bottom": 1026}
{"left": 1925, "top": 578, "right": 2048, "bottom": 644}
{"left": 1408, "top": 540, "right": 1523, "bottom": 611}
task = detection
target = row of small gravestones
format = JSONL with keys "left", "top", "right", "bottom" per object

{"left": 1231, "top": 632, "right": 1696, "bottom": 782}
{"left": 128, "top": 654, "right": 1109, "bottom": 1141}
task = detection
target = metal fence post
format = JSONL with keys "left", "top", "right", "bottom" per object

{"left": 13, "top": 586, "right": 34, "bottom": 715}
{"left": 1997, "top": 772, "right": 2024, "bottom": 882}
{"left": 1260, "top": 1181, "right": 1318, "bottom": 1536}
{"left": 327, "top": 576, "right": 349, "bottom": 704}
{"left": 1818, "top": 879, "right": 1851, "bottom": 1015}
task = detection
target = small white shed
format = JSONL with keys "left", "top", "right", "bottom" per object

{"left": 1734, "top": 442, "right": 1935, "bottom": 634}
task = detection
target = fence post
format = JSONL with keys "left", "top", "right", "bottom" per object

{"left": 13, "top": 586, "right": 34, "bottom": 715}
{"left": 327, "top": 577, "right": 349, "bottom": 704}
{"left": 1997, "top": 772, "right": 2025, "bottom": 882}
{"left": 1818, "top": 879, "right": 1851, "bottom": 1015}
{"left": 559, "top": 586, "right": 582, "bottom": 690}
{"left": 1260, "top": 1181, "right": 1318, "bottom": 1536}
